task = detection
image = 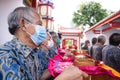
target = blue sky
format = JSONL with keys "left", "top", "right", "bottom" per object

{"left": 53, "top": 0, "right": 120, "bottom": 28}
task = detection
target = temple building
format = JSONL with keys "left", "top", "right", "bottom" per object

{"left": 85, "top": 10, "right": 120, "bottom": 44}
{"left": 58, "top": 26, "right": 83, "bottom": 50}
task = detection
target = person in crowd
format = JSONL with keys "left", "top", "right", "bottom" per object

{"left": 81, "top": 40, "right": 90, "bottom": 50}
{"left": 80, "top": 42, "right": 84, "bottom": 48}
{"left": 103, "top": 33, "right": 120, "bottom": 72}
{"left": 58, "top": 32, "right": 62, "bottom": 39}
{"left": 49, "top": 31, "right": 61, "bottom": 56}
{"left": 0, "top": 6, "right": 88, "bottom": 80}
{"left": 40, "top": 31, "right": 61, "bottom": 80}
{"left": 81, "top": 40, "right": 90, "bottom": 54}
{"left": 57, "top": 32, "right": 62, "bottom": 47}
{"left": 89, "top": 37, "right": 97, "bottom": 58}
{"left": 40, "top": 31, "right": 55, "bottom": 80}
{"left": 92, "top": 35, "right": 106, "bottom": 61}
{"left": 40, "top": 31, "right": 54, "bottom": 60}
{"left": 49, "top": 31, "right": 61, "bottom": 48}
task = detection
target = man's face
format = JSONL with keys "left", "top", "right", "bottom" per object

{"left": 19, "top": 10, "right": 46, "bottom": 46}
{"left": 23, "top": 13, "right": 42, "bottom": 36}
{"left": 42, "top": 32, "right": 52, "bottom": 46}
{"left": 53, "top": 36, "right": 58, "bottom": 44}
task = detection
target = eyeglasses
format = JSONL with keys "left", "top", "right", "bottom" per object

{"left": 23, "top": 17, "right": 43, "bottom": 26}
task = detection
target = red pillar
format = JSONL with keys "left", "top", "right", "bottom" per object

{"left": 32, "top": 0, "right": 36, "bottom": 8}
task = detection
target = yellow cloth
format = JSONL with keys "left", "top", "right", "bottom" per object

{"left": 99, "top": 64, "right": 120, "bottom": 78}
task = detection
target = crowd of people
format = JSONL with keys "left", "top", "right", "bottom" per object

{"left": 0, "top": 6, "right": 120, "bottom": 80}
{"left": 81, "top": 33, "right": 120, "bottom": 73}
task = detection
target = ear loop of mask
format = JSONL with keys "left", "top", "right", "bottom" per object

{"left": 22, "top": 25, "right": 32, "bottom": 36}
{"left": 25, "top": 31, "right": 32, "bottom": 36}
{"left": 22, "top": 19, "right": 34, "bottom": 36}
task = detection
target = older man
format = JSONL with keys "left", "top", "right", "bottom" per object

{"left": 0, "top": 7, "right": 48, "bottom": 80}
{"left": 0, "top": 7, "right": 88, "bottom": 80}
{"left": 92, "top": 35, "right": 106, "bottom": 61}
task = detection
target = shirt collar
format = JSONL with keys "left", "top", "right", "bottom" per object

{"left": 12, "top": 37, "right": 33, "bottom": 57}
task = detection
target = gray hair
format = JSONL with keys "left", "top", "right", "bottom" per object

{"left": 8, "top": 7, "right": 37, "bottom": 35}
{"left": 49, "top": 31, "right": 58, "bottom": 38}
{"left": 98, "top": 35, "right": 106, "bottom": 44}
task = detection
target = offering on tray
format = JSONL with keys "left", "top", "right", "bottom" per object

{"left": 74, "top": 55, "right": 95, "bottom": 66}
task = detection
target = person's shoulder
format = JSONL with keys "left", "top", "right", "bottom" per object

{"left": 108, "top": 47, "right": 120, "bottom": 51}
{"left": 107, "top": 47, "right": 120, "bottom": 55}
{"left": 96, "top": 43, "right": 104, "bottom": 48}
{"left": 103, "top": 45, "right": 114, "bottom": 50}
{"left": 0, "top": 41, "right": 15, "bottom": 56}
{"left": 102, "top": 45, "right": 109, "bottom": 50}
{"left": 92, "top": 44, "right": 99, "bottom": 49}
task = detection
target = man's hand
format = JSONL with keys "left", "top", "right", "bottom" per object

{"left": 40, "top": 69, "right": 51, "bottom": 80}
{"left": 55, "top": 65, "right": 88, "bottom": 80}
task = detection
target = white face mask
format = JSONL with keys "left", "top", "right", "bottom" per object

{"left": 47, "top": 39, "right": 54, "bottom": 48}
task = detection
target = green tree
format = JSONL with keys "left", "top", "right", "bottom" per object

{"left": 72, "top": 1, "right": 110, "bottom": 28}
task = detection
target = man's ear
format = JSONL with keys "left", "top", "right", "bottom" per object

{"left": 19, "top": 18, "right": 25, "bottom": 27}
{"left": 19, "top": 18, "right": 26, "bottom": 31}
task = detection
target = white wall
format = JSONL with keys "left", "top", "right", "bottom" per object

{"left": 85, "top": 29, "right": 120, "bottom": 45}
{"left": 0, "top": 0, "right": 24, "bottom": 45}
{"left": 103, "top": 29, "right": 120, "bottom": 44}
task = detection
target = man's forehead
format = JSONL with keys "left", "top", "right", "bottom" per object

{"left": 32, "top": 14, "right": 42, "bottom": 25}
